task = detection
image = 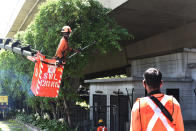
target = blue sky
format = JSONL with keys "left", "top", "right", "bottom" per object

{"left": 0, "top": 0, "right": 25, "bottom": 38}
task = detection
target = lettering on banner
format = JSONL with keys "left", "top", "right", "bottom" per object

{"left": 43, "top": 73, "right": 47, "bottom": 79}
{"left": 51, "top": 81, "right": 55, "bottom": 87}
{"left": 43, "top": 73, "right": 58, "bottom": 80}
{"left": 49, "top": 74, "right": 53, "bottom": 79}
{"left": 40, "top": 80, "right": 60, "bottom": 88}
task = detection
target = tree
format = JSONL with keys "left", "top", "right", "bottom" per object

{"left": 0, "top": 0, "right": 132, "bottom": 128}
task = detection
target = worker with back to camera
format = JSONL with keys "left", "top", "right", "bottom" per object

{"left": 130, "top": 68, "right": 184, "bottom": 131}
{"left": 97, "top": 119, "right": 107, "bottom": 131}
{"left": 55, "top": 25, "right": 80, "bottom": 64}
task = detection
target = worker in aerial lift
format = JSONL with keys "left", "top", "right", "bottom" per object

{"left": 55, "top": 25, "right": 80, "bottom": 64}
{"left": 130, "top": 68, "right": 184, "bottom": 131}
{"left": 97, "top": 119, "right": 107, "bottom": 131}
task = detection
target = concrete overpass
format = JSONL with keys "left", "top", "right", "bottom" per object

{"left": 7, "top": 0, "right": 196, "bottom": 78}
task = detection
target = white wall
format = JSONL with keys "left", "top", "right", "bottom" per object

{"left": 131, "top": 52, "right": 189, "bottom": 78}
{"left": 161, "top": 81, "right": 195, "bottom": 120}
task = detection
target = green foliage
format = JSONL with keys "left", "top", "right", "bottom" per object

{"left": 16, "top": 113, "right": 75, "bottom": 131}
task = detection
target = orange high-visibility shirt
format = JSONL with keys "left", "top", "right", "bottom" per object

{"left": 55, "top": 37, "right": 72, "bottom": 58}
{"left": 97, "top": 126, "right": 107, "bottom": 131}
{"left": 130, "top": 94, "right": 184, "bottom": 131}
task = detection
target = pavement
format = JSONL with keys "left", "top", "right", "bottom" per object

{"left": 184, "top": 120, "right": 196, "bottom": 131}
{"left": 0, "top": 120, "right": 29, "bottom": 131}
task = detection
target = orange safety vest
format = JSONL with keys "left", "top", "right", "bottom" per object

{"left": 97, "top": 126, "right": 107, "bottom": 131}
{"left": 55, "top": 37, "right": 72, "bottom": 58}
{"left": 130, "top": 94, "right": 184, "bottom": 131}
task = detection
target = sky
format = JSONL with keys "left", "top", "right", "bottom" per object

{"left": 0, "top": 0, "right": 25, "bottom": 38}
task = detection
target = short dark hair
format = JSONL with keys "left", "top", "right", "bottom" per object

{"left": 143, "top": 68, "right": 162, "bottom": 89}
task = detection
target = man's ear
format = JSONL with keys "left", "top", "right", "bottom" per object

{"left": 143, "top": 80, "right": 146, "bottom": 88}
{"left": 160, "top": 80, "right": 163, "bottom": 88}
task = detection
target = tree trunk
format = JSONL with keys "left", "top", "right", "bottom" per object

{"left": 40, "top": 100, "right": 44, "bottom": 115}
{"left": 63, "top": 96, "right": 72, "bottom": 128}
{"left": 61, "top": 77, "right": 80, "bottom": 128}
{"left": 26, "top": 104, "right": 29, "bottom": 114}
{"left": 50, "top": 102, "right": 57, "bottom": 119}
{"left": 56, "top": 101, "right": 59, "bottom": 119}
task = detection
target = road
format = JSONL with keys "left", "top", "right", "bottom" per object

{"left": 0, "top": 120, "right": 29, "bottom": 131}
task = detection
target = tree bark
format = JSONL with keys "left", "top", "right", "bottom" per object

{"left": 50, "top": 102, "right": 57, "bottom": 119}
{"left": 56, "top": 101, "right": 59, "bottom": 119}
{"left": 60, "top": 76, "right": 81, "bottom": 128}
{"left": 63, "top": 96, "right": 72, "bottom": 128}
{"left": 40, "top": 100, "right": 44, "bottom": 115}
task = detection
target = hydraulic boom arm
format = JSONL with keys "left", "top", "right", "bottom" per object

{"left": 0, "top": 38, "right": 36, "bottom": 57}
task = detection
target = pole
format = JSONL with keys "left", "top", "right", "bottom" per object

{"left": 131, "top": 88, "right": 134, "bottom": 109}
{"left": 126, "top": 88, "right": 132, "bottom": 109}
{"left": 68, "top": 42, "right": 96, "bottom": 59}
{"left": 2, "top": 110, "right": 4, "bottom": 119}
{"left": 113, "top": 105, "right": 117, "bottom": 131}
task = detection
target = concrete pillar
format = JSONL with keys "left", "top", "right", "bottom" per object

{"left": 89, "top": 85, "right": 94, "bottom": 122}
{"left": 126, "top": 66, "right": 132, "bottom": 77}
{"left": 107, "top": 94, "right": 110, "bottom": 131}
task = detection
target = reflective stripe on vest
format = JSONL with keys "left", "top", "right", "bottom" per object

{"left": 145, "top": 95, "right": 174, "bottom": 131}
{"left": 102, "top": 127, "right": 105, "bottom": 131}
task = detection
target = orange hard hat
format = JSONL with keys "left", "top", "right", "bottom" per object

{"left": 61, "top": 26, "right": 72, "bottom": 33}
{"left": 98, "top": 119, "right": 103, "bottom": 123}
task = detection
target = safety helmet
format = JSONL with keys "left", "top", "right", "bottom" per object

{"left": 98, "top": 119, "right": 103, "bottom": 123}
{"left": 61, "top": 26, "right": 72, "bottom": 33}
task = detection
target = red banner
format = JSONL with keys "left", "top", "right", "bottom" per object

{"left": 31, "top": 55, "right": 64, "bottom": 97}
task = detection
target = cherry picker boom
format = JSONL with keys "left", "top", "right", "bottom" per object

{"left": 0, "top": 38, "right": 36, "bottom": 57}
{"left": 0, "top": 38, "right": 64, "bottom": 97}
{"left": 0, "top": 38, "right": 96, "bottom": 98}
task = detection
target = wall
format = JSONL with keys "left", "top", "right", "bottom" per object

{"left": 160, "top": 79, "right": 195, "bottom": 120}
{"left": 131, "top": 50, "right": 196, "bottom": 78}
{"left": 131, "top": 52, "right": 188, "bottom": 78}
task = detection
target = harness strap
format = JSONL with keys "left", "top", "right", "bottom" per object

{"left": 150, "top": 96, "right": 173, "bottom": 122}
{"left": 139, "top": 99, "right": 142, "bottom": 131}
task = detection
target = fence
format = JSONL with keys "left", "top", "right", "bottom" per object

{"left": 69, "top": 105, "right": 121, "bottom": 131}
{"left": 70, "top": 107, "right": 91, "bottom": 131}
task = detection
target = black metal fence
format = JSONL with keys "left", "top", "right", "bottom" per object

{"left": 69, "top": 105, "right": 121, "bottom": 131}
{"left": 70, "top": 107, "right": 91, "bottom": 131}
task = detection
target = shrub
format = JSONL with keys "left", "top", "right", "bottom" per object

{"left": 16, "top": 113, "right": 76, "bottom": 131}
